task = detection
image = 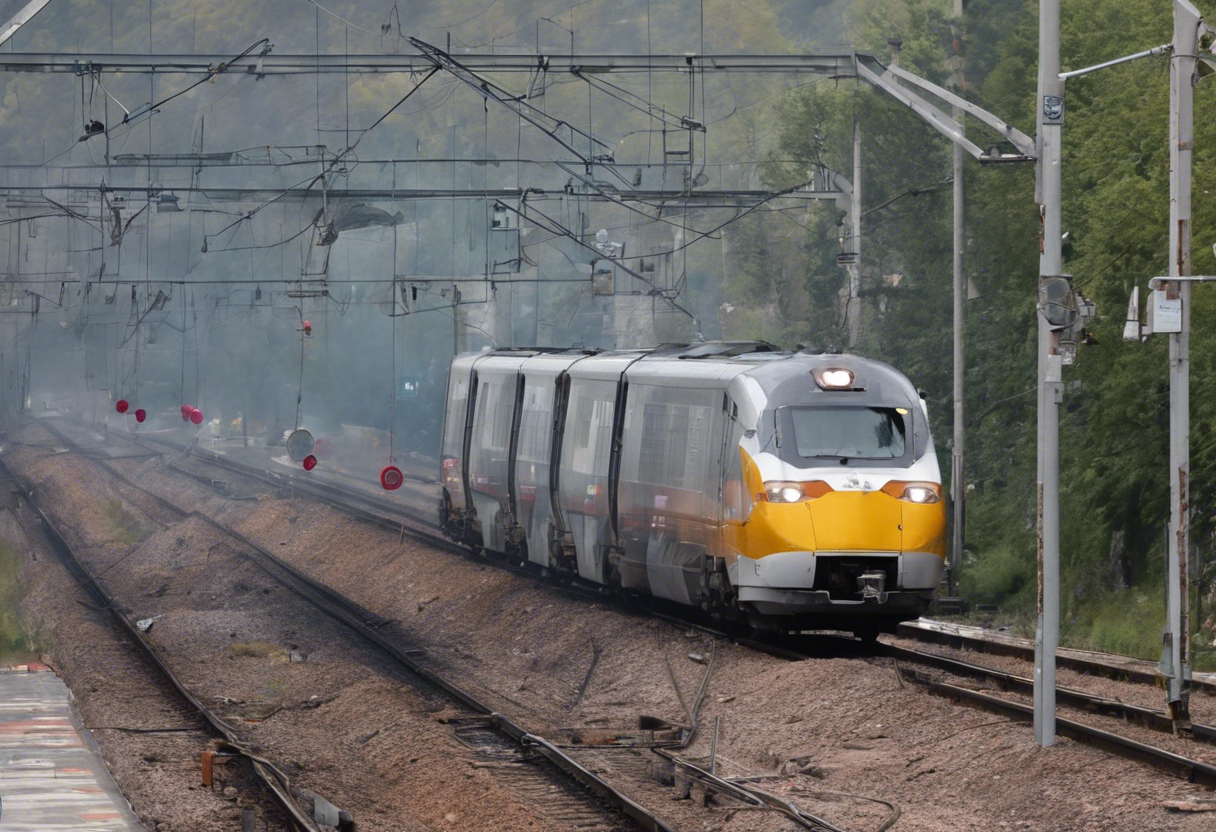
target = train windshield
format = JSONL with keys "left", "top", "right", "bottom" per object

{"left": 777, "top": 406, "right": 908, "bottom": 462}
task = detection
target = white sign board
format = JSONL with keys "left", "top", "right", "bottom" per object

{"left": 1150, "top": 289, "right": 1182, "bottom": 334}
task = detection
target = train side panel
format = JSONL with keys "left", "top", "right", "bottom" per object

{"left": 514, "top": 353, "right": 587, "bottom": 568}
{"left": 616, "top": 363, "right": 741, "bottom": 604}
{"left": 439, "top": 354, "right": 480, "bottom": 530}
{"left": 466, "top": 356, "right": 528, "bottom": 554}
{"left": 558, "top": 354, "right": 643, "bottom": 584}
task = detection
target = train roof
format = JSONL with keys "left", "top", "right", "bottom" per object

{"left": 452, "top": 343, "right": 921, "bottom": 407}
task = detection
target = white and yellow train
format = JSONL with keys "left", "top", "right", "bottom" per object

{"left": 439, "top": 342, "right": 946, "bottom": 635}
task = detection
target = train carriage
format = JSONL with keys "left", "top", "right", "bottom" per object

{"left": 440, "top": 342, "right": 947, "bottom": 635}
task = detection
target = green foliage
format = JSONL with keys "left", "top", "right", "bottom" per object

{"left": 0, "top": 540, "right": 39, "bottom": 662}
{"left": 102, "top": 498, "right": 145, "bottom": 547}
{"left": 959, "top": 541, "right": 1034, "bottom": 607}
{"left": 717, "top": 0, "right": 1216, "bottom": 660}
{"left": 1063, "top": 586, "right": 1166, "bottom": 665}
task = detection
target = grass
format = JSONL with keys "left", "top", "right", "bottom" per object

{"left": 958, "top": 542, "right": 1035, "bottom": 609}
{"left": 0, "top": 539, "right": 40, "bottom": 664}
{"left": 1063, "top": 588, "right": 1166, "bottom": 663}
{"left": 952, "top": 574, "right": 1216, "bottom": 673}
{"left": 228, "top": 641, "right": 288, "bottom": 661}
{"left": 102, "top": 498, "right": 145, "bottom": 547}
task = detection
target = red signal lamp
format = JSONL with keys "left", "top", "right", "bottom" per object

{"left": 380, "top": 465, "right": 404, "bottom": 490}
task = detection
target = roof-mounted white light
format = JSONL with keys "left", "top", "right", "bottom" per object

{"left": 813, "top": 367, "right": 855, "bottom": 389}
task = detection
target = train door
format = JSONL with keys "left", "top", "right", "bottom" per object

{"left": 467, "top": 360, "right": 524, "bottom": 554}
{"left": 514, "top": 355, "right": 582, "bottom": 569}
{"left": 562, "top": 379, "right": 616, "bottom": 582}
{"left": 440, "top": 358, "right": 477, "bottom": 530}
{"left": 558, "top": 353, "right": 648, "bottom": 585}
{"left": 720, "top": 396, "right": 750, "bottom": 563}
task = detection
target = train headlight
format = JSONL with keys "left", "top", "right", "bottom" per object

{"left": 768, "top": 484, "right": 805, "bottom": 503}
{"left": 812, "top": 367, "right": 855, "bottom": 389}
{"left": 762, "top": 481, "right": 833, "bottom": 502}
{"left": 880, "top": 481, "right": 941, "bottom": 504}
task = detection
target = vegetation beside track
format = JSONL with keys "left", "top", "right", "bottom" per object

{"left": 720, "top": 0, "right": 1216, "bottom": 670}
{"left": 0, "top": 539, "right": 39, "bottom": 663}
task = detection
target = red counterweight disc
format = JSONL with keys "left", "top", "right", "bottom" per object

{"left": 181, "top": 404, "right": 193, "bottom": 421}
{"left": 190, "top": 408, "right": 204, "bottom": 425}
{"left": 116, "top": 399, "right": 129, "bottom": 413}
{"left": 302, "top": 454, "right": 317, "bottom": 471}
{"left": 380, "top": 465, "right": 404, "bottom": 490}
{"left": 134, "top": 409, "right": 146, "bottom": 423}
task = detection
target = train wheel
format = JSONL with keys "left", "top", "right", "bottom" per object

{"left": 852, "top": 625, "right": 882, "bottom": 644}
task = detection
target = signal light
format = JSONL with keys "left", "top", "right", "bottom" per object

{"left": 381, "top": 465, "right": 404, "bottom": 490}
{"left": 116, "top": 399, "right": 129, "bottom": 413}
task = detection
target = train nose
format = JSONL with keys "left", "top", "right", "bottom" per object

{"left": 806, "top": 491, "right": 903, "bottom": 552}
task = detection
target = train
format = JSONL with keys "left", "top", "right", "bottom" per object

{"left": 438, "top": 342, "right": 947, "bottom": 637}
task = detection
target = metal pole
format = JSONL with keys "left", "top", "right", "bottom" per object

{"left": 950, "top": 0, "right": 966, "bottom": 597}
{"left": 1164, "top": 0, "right": 1200, "bottom": 722}
{"left": 1034, "top": 0, "right": 1063, "bottom": 748}
{"left": 848, "top": 113, "right": 862, "bottom": 348}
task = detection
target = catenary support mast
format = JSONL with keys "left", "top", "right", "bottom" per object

{"left": 1034, "top": 0, "right": 1063, "bottom": 748}
{"left": 950, "top": 0, "right": 966, "bottom": 595}
{"left": 1164, "top": 0, "right": 1202, "bottom": 722}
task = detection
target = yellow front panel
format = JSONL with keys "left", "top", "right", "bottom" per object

{"left": 900, "top": 501, "right": 948, "bottom": 557}
{"left": 730, "top": 448, "right": 947, "bottom": 561}
{"left": 743, "top": 501, "right": 817, "bottom": 556}
{"left": 808, "top": 491, "right": 903, "bottom": 551}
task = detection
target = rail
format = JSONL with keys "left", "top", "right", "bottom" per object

{"left": 29, "top": 418, "right": 676, "bottom": 832}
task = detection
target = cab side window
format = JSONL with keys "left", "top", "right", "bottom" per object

{"left": 722, "top": 401, "right": 750, "bottom": 521}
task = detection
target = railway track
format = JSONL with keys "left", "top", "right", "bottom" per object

{"left": 896, "top": 618, "right": 1216, "bottom": 694}
{"left": 37, "top": 417, "right": 894, "bottom": 831}
{"left": 25, "top": 418, "right": 672, "bottom": 832}
{"left": 40, "top": 417, "right": 1216, "bottom": 803}
{"left": 893, "top": 663, "right": 1216, "bottom": 787}
{"left": 0, "top": 458, "right": 310, "bottom": 831}
{"left": 883, "top": 643, "right": 1216, "bottom": 744}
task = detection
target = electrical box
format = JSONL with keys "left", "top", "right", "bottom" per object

{"left": 1148, "top": 289, "right": 1182, "bottom": 334}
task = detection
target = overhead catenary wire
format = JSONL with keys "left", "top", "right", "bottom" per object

{"left": 10, "top": 16, "right": 871, "bottom": 348}
{"left": 300, "top": 0, "right": 381, "bottom": 36}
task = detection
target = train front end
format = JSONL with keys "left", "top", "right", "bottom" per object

{"left": 728, "top": 355, "right": 946, "bottom": 633}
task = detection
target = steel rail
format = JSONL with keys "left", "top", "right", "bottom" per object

{"left": 898, "top": 667, "right": 1216, "bottom": 787}
{"left": 898, "top": 620, "right": 1216, "bottom": 694}
{"left": 0, "top": 456, "right": 319, "bottom": 832}
{"left": 652, "top": 749, "right": 847, "bottom": 832}
{"left": 884, "top": 643, "right": 1216, "bottom": 744}
{"left": 35, "top": 419, "right": 676, "bottom": 832}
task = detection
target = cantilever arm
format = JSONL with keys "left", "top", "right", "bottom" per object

{"left": 856, "top": 54, "right": 1036, "bottom": 161}
{"left": 0, "top": 0, "right": 54, "bottom": 48}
